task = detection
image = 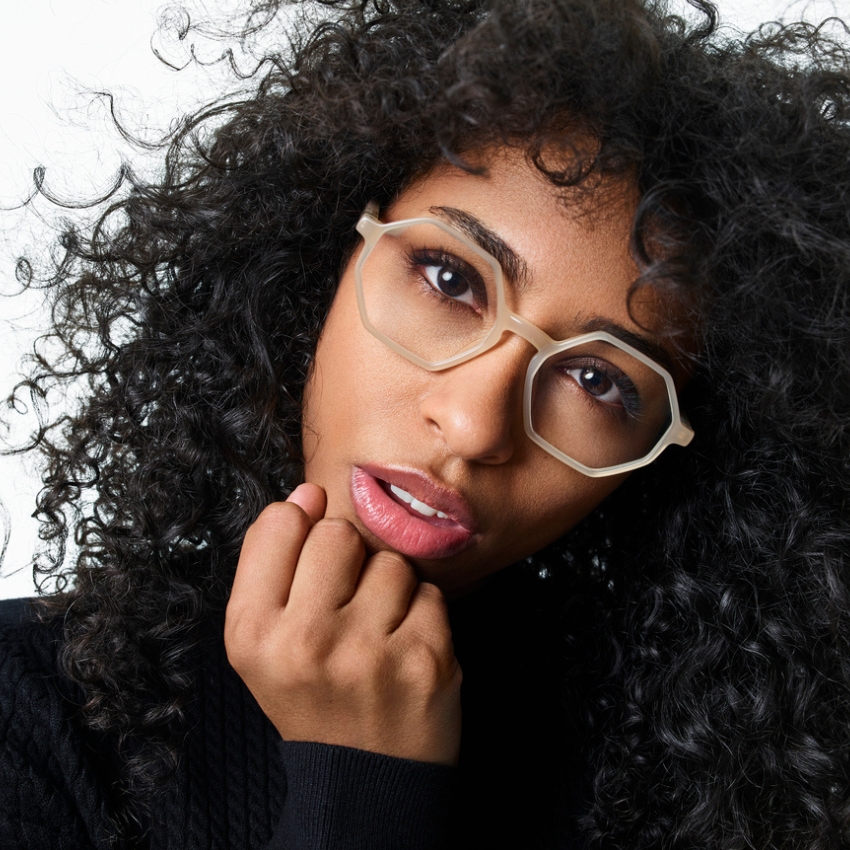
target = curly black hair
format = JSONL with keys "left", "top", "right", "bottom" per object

{"left": 5, "top": 0, "right": 850, "bottom": 846}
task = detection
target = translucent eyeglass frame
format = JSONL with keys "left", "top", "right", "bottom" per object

{"left": 354, "top": 201, "right": 694, "bottom": 478}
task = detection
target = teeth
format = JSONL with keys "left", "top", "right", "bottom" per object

{"left": 389, "top": 484, "right": 449, "bottom": 519}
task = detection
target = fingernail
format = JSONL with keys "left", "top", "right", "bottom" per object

{"left": 285, "top": 483, "right": 307, "bottom": 502}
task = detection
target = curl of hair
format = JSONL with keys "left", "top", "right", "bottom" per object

{"left": 7, "top": 0, "right": 850, "bottom": 845}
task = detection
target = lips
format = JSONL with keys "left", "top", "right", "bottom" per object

{"left": 350, "top": 465, "right": 476, "bottom": 559}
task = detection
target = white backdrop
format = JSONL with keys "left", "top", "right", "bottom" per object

{"left": 0, "top": 0, "right": 843, "bottom": 599}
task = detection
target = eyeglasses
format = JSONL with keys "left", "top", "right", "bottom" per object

{"left": 353, "top": 202, "right": 694, "bottom": 478}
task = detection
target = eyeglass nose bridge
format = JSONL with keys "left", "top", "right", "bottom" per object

{"left": 502, "top": 312, "right": 558, "bottom": 352}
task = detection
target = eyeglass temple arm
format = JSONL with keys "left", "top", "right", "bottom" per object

{"left": 356, "top": 201, "right": 381, "bottom": 243}
{"left": 674, "top": 414, "right": 695, "bottom": 446}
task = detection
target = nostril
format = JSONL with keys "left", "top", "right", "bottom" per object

{"left": 419, "top": 354, "right": 523, "bottom": 465}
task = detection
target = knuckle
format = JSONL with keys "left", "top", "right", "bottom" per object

{"left": 224, "top": 621, "right": 261, "bottom": 676}
{"left": 407, "top": 582, "right": 450, "bottom": 628}
{"left": 450, "top": 659, "right": 463, "bottom": 690}
{"left": 401, "top": 643, "right": 447, "bottom": 689}
{"left": 415, "top": 581, "right": 447, "bottom": 606}
{"left": 249, "top": 500, "right": 311, "bottom": 539}
{"left": 394, "top": 590, "right": 457, "bottom": 688}
{"left": 408, "top": 640, "right": 440, "bottom": 672}
{"left": 405, "top": 627, "right": 455, "bottom": 664}
{"left": 224, "top": 602, "right": 256, "bottom": 653}
{"left": 278, "top": 645, "right": 320, "bottom": 686}
{"left": 312, "top": 517, "right": 363, "bottom": 552}
{"left": 366, "top": 550, "right": 415, "bottom": 582}
{"left": 272, "top": 643, "right": 328, "bottom": 694}
{"left": 280, "top": 616, "right": 328, "bottom": 670}
{"left": 368, "top": 548, "right": 408, "bottom": 568}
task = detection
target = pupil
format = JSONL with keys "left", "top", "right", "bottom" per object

{"left": 438, "top": 268, "right": 466, "bottom": 297}
{"left": 581, "top": 368, "right": 611, "bottom": 395}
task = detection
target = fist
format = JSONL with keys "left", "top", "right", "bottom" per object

{"left": 224, "top": 484, "right": 462, "bottom": 766}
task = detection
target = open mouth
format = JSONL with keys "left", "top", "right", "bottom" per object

{"left": 379, "top": 479, "right": 457, "bottom": 525}
{"left": 350, "top": 466, "right": 475, "bottom": 559}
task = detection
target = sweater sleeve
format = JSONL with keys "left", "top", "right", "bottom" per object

{"left": 266, "top": 741, "right": 458, "bottom": 850}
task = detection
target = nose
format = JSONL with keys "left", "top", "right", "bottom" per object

{"left": 418, "top": 335, "right": 530, "bottom": 465}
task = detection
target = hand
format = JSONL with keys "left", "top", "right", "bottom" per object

{"left": 225, "top": 483, "right": 462, "bottom": 766}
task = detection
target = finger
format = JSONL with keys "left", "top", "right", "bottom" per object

{"left": 347, "top": 550, "right": 419, "bottom": 634}
{"left": 286, "top": 482, "right": 326, "bottom": 524}
{"left": 397, "top": 581, "right": 453, "bottom": 649}
{"left": 229, "top": 501, "right": 314, "bottom": 618}
{"left": 286, "top": 517, "right": 367, "bottom": 612}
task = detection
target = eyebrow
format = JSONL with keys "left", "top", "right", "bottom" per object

{"left": 579, "top": 316, "right": 677, "bottom": 376}
{"left": 430, "top": 206, "right": 529, "bottom": 290}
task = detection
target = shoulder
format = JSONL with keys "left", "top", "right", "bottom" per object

{"left": 0, "top": 596, "right": 74, "bottom": 710}
{"left": 0, "top": 597, "right": 116, "bottom": 849}
{"left": 0, "top": 594, "right": 83, "bottom": 776}
{"left": 0, "top": 595, "right": 44, "bottom": 630}
{"left": 0, "top": 596, "right": 64, "bottom": 694}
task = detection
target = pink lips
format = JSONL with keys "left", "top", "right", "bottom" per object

{"left": 350, "top": 465, "right": 476, "bottom": 559}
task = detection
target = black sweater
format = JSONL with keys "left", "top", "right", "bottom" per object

{"left": 0, "top": 571, "right": 583, "bottom": 849}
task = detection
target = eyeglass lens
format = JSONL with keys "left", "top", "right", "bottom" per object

{"left": 359, "top": 221, "right": 673, "bottom": 471}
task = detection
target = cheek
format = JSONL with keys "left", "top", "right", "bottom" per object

{"left": 513, "top": 465, "right": 627, "bottom": 551}
{"left": 301, "top": 278, "right": 416, "bottom": 469}
{"left": 301, "top": 290, "right": 353, "bottom": 470}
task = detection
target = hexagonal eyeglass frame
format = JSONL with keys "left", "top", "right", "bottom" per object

{"left": 353, "top": 201, "right": 694, "bottom": 478}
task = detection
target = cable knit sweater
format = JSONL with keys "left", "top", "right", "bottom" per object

{"left": 0, "top": 569, "right": 583, "bottom": 849}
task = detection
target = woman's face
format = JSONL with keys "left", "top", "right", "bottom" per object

{"left": 302, "top": 147, "right": 685, "bottom": 597}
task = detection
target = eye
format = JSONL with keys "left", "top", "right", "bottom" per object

{"left": 558, "top": 359, "right": 643, "bottom": 418}
{"left": 565, "top": 366, "right": 623, "bottom": 405}
{"left": 420, "top": 261, "right": 476, "bottom": 307}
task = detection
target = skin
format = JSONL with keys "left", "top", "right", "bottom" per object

{"left": 225, "top": 147, "right": 687, "bottom": 766}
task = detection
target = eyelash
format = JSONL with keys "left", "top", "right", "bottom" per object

{"left": 407, "top": 248, "right": 487, "bottom": 313}
{"left": 560, "top": 357, "right": 644, "bottom": 420}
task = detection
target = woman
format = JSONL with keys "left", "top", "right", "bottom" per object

{"left": 2, "top": 0, "right": 849, "bottom": 847}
